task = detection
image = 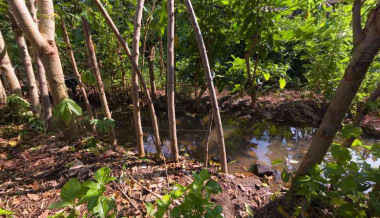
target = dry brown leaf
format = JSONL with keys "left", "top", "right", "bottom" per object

{"left": 27, "top": 193, "right": 41, "bottom": 201}
{"left": 38, "top": 210, "right": 49, "bottom": 218}
{"left": 31, "top": 180, "right": 41, "bottom": 191}
{"left": 0, "top": 152, "right": 8, "bottom": 160}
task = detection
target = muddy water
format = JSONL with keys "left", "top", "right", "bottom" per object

{"left": 114, "top": 112, "right": 380, "bottom": 176}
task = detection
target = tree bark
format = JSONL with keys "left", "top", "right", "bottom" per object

{"left": 10, "top": 13, "right": 41, "bottom": 116}
{"left": 148, "top": 46, "right": 157, "bottom": 100}
{"left": 342, "top": 83, "right": 380, "bottom": 147}
{"left": 61, "top": 19, "right": 94, "bottom": 120}
{"left": 94, "top": 0, "right": 163, "bottom": 158}
{"left": 295, "top": 3, "right": 380, "bottom": 177}
{"left": 27, "top": 0, "right": 52, "bottom": 122}
{"left": 0, "top": 77, "right": 7, "bottom": 105}
{"left": 184, "top": 0, "right": 228, "bottom": 173}
{"left": 167, "top": 0, "right": 179, "bottom": 162}
{"left": 8, "top": 0, "right": 68, "bottom": 105}
{"left": 82, "top": 17, "right": 117, "bottom": 146}
{"left": 131, "top": 0, "right": 146, "bottom": 157}
{"left": 0, "top": 30, "right": 22, "bottom": 96}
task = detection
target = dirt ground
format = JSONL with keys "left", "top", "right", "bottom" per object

{"left": 0, "top": 122, "right": 279, "bottom": 217}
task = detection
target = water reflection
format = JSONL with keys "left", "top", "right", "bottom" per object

{"left": 115, "top": 114, "right": 379, "bottom": 175}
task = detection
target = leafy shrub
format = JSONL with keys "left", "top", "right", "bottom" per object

{"left": 90, "top": 118, "right": 115, "bottom": 133}
{"left": 53, "top": 98, "right": 83, "bottom": 126}
{"left": 7, "top": 94, "right": 30, "bottom": 111}
{"left": 146, "top": 169, "right": 223, "bottom": 218}
{"left": 288, "top": 142, "right": 380, "bottom": 217}
{"left": 49, "top": 167, "right": 116, "bottom": 218}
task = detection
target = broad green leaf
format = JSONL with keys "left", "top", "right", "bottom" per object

{"left": 279, "top": 78, "right": 286, "bottom": 89}
{"left": 60, "top": 178, "right": 83, "bottom": 202}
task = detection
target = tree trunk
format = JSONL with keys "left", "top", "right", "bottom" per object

{"left": 0, "top": 77, "right": 7, "bottom": 105}
{"left": 0, "top": 30, "right": 22, "bottom": 96}
{"left": 294, "top": 3, "right": 380, "bottom": 178}
{"left": 167, "top": 0, "right": 179, "bottom": 162}
{"left": 8, "top": 0, "right": 68, "bottom": 105}
{"left": 342, "top": 82, "right": 380, "bottom": 147}
{"left": 27, "top": 0, "right": 52, "bottom": 122}
{"left": 35, "top": 54, "right": 52, "bottom": 121}
{"left": 94, "top": 0, "right": 163, "bottom": 158}
{"left": 61, "top": 19, "right": 94, "bottom": 120}
{"left": 131, "top": 0, "right": 146, "bottom": 157}
{"left": 148, "top": 46, "right": 157, "bottom": 100}
{"left": 82, "top": 17, "right": 117, "bottom": 146}
{"left": 184, "top": 0, "right": 228, "bottom": 173}
{"left": 159, "top": 38, "right": 167, "bottom": 97}
{"left": 10, "top": 13, "right": 41, "bottom": 116}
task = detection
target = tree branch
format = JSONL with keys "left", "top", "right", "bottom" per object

{"left": 353, "top": 0, "right": 365, "bottom": 46}
{"left": 7, "top": 0, "right": 47, "bottom": 49}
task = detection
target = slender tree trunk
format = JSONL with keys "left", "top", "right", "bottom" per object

{"left": 131, "top": 0, "right": 146, "bottom": 157}
{"left": 10, "top": 13, "right": 41, "bottom": 116}
{"left": 35, "top": 54, "right": 52, "bottom": 121}
{"left": 94, "top": 0, "right": 163, "bottom": 158}
{"left": 342, "top": 83, "right": 380, "bottom": 147}
{"left": 148, "top": 46, "right": 157, "bottom": 100}
{"left": 294, "top": 2, "right": 380, "bottom": 178}
{"left": 0, "top": 30, "right": 22, "bottom": 96}
{"left": 0, "top": 77, "right": 7, "bottom": 105}
{"left": 159, "top": 38, "right": 167, "bottom": 97}
{"left": 61, "top": 19, "right": 94, "bottom": 120}
{"left": 27, "top": 0, "right": 52, "bottom": 122}
{"left": 82, "top": 17, "right": 117, "bottom": 146}
{"left": 8, "top": 0, "right": 68, "bottom": 105}
{"left": 167, "top": 0, "right": 179, "bottom": 162}
{"left": 184, "top": 0, "right": 228, "bottom": 173}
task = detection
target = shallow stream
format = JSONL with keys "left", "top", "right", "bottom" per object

{"left": 115, "top": 112, "right": 380, "bottom": 177}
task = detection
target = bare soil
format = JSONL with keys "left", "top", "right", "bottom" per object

{"left": 0, "top": 123, "right": 278, "bottom": 217}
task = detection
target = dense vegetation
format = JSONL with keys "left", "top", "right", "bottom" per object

{"left": 0, "top": 0, "right": 380, "bottom": 217}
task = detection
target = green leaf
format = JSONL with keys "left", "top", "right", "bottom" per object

{"left": 0, "top": 208, "right": 14, "bottom": 215}
{"left": 198, "top": 169, "right": 210, "bottom": 182}
{"left": 145, "top": 202, "right": 155, "bottom": 217}
{"left": 279, "top": 78, "right": 286, "bottom": 89}
{"left": 341, "top": 124, "right": 362, "bottom": 139}
{"left": 271, "top": 159, "right": 283, "bottom": 166}
{"left": 95, "top": 167, "right": 115, "bottom": 185}
{"left": 48, "top": 200, "right": 73, "bottom": 209}
{"left": 205, "top": 179, "right": 222, "bottom": 194}
{"left": 60, "top": 178, "right": 83, "bottom": 202}
{"left": 263, "top": 72, "right": 271, "bottom": 81}
{"left": 93, "top": 197, "right": 115, "bottom": 218}
{"left": 331, "top": 144, "right": 351, "bottom": 163}
{"left": 351, "top": 139, "right": 362, "bottom": 147}
{"left": 297, "top": 175, "right": 311, "bottom": 183}
{"left": 281, "top": 170, "right": 290, "bottom": 183}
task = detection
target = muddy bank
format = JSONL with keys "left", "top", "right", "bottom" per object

{"left": 151, "top": 90, "right": 329, "bottom": 128}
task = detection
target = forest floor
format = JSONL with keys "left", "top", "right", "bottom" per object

{"left": 0, "top": 122, "right": 279, "bottom": 217}
{"left": 0, "top": 89, "right": 368, "bottom": 217}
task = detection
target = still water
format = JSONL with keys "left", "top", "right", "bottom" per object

{"left": 115, "top": 113, "right": 380, "bottom": 175}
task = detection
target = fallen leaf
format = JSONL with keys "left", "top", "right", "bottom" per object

{"left": 27, "top": 193, "right": 41, "bottom": 201}
{"left": 31, "top": 180, "right": 41, "bottom": 191}
{"left": 0, "top": 153, "right": 7, "bottom": 160}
